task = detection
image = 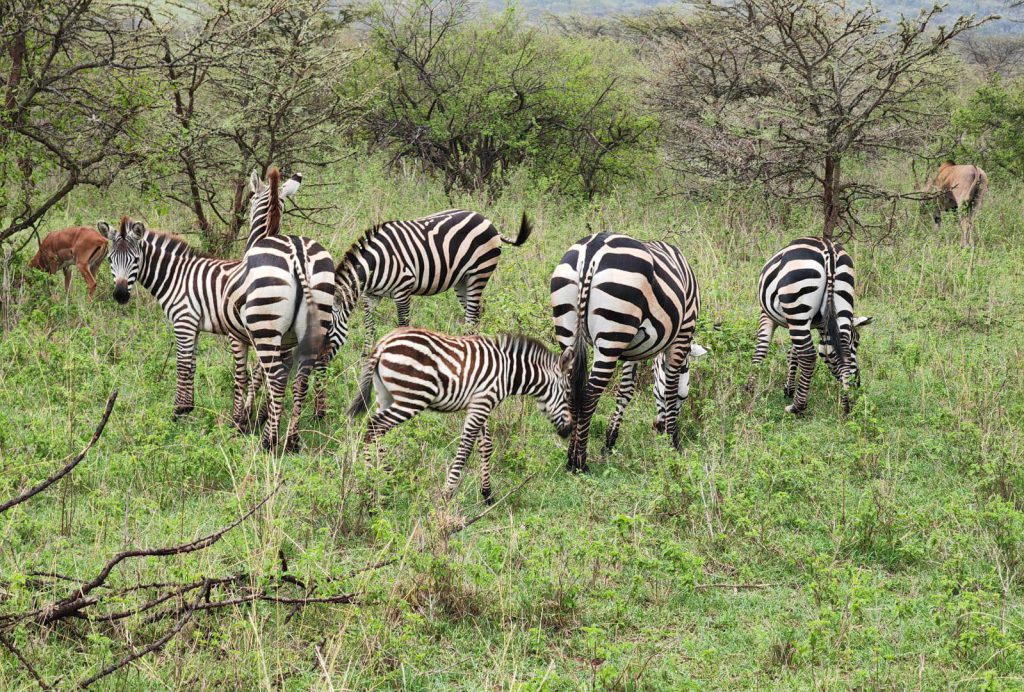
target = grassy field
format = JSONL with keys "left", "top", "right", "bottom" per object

{"left": 2, "top": 161, "right": 1023, "bottom": 689}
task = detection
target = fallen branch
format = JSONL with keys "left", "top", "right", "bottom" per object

{"left": 76, "top": 589, "right": 203, "bottom": 689}
{"left": 0, "top": 631, "right": 50, "bottom": 690}
{"left": 0, "top": 390, "right": 118, "bottom": 515}
{"left": 694, "top": 581, "right": 790, "bottom": 590}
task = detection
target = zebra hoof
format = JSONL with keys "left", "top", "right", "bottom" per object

{"left": 172, "top": 405, "right": 194, "bottom": 419}
{"left": 784, "top": 404, "right": 805, "bottom": 416}
{"left": 260, "top": 436, "right": 277, "bottom": 452}
{"left": 481, "top": 487, "right": 494, "bottom": 505}
{"left": 284, "top": 436, "right": 301, "bottom": 454}
{"left": 604, "top": 429, "right": 619, "bottom": 451}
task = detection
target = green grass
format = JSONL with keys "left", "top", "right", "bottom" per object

{"left": 1, "top": 161, "right": 1023, "bottom": 689}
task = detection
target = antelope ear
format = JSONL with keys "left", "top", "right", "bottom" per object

{"left": 129, "top": 221, "right": 146, "bottom": 240}
{"left": 689, "top": 343, "right": 709, "bottom": 359}
{"left": 97, "top": 221, "right": 113, "bottom": 239}
{"left": 249, "top": 169, "right": 262, "bottom": 194}
{"left": 853, "top": 316, "right": 873, "bottom": 328}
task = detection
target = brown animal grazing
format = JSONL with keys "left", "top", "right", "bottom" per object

{"left": 27, "top": 226, "right": 109, "bottom": 298}
{"left": 924, "top": 161, "right": 988, "bottom": 247}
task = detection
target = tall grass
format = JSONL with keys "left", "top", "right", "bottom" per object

{"left": 1, "top": 157, "right": 1022, "bottom": 688}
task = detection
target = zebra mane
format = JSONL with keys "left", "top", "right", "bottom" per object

{"left": 149, "top": 230, "right": 224, "bottom": 261}
{"left": 498, "top": 333, "right": 556, "bottom": 361}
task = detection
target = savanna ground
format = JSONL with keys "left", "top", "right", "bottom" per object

{"left": 1, "top": 159, "right": 1023, "bottom": 689}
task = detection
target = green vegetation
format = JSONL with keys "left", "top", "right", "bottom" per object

{"left": 2, "top": 157, "right": 1023, "bottom": 687}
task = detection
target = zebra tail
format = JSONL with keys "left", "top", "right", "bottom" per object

{"left": 267, "top": 167, "right": 282, "bottom": 237}
{"left": 347, "top": 353, "right": 378, "bottom": 419}
{"left": 822, "top": 240, "right": 845, "bottom": 370}
{"left": 568, "top": 261, "right": 595, "bottom": 422}
{"left": 292, "top": 244, "right": 326, "bottom": 372}
{"left": 501, "top": 211, "right": 533, "bottom": 246}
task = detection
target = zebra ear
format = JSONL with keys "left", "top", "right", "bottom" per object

{"left": 129, "top": 221, "right": 146, "bottom": 240}
{"left": 689, "top": 343, "right": 709, "bottom": 359}
{"left": 97, "top": 220, "right": 112, "bottom": 239}
{"left": 853, "top": 316, "right": 873, "bottom": 328}
{"left": 249, "top": 169, "right": 262, "bottom": 194}
{"left": 559, "top": 347, "right": 574, "bottom": 373}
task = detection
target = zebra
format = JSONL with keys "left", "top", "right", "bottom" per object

{"left": 550, "top": 233, "right": 701, "bottom": 472}
{"left": 246, "top": 169, "right": 302, "bottom": 252}
{"left": 746, "top": 236, "right": 872, "bottom": 414}
{"left": 106, "top": 174, "right": 334, "bottom": 451}
{"left": 348, "top": 327, "right": 573, "bottom": 502}
{"left": 328, "top": 209, "right": 533, "bottom": 353}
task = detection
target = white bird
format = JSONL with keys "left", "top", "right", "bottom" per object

{"left": 281, "top": 172, "right": 302, "bottom": 200}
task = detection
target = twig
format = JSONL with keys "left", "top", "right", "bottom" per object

{"left": 76, "top": 589, "right": 202, "bottom": 688}
{"left": 37, "top": 481, "right": 280, "bottom": 625}
{"left": 452, "top": 470, "right": 540, "bottom": 535}
{"left": 0, "top": 390, "right": 118, "bottom": 515}
{"left": 0, "top": 631, "right": 50, "bottom": 690}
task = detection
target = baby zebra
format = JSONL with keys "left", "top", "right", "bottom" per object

{"left": 348, "top": 327, "right": 573, "bottom": 502}
{"left": 747, "top": 237, "right": 872, "bottom": 414}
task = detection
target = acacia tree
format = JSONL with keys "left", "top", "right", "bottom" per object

{"left": 0, "top": 0, "right": 156, "bottom": 245}
{"left": 138, "top": 0, "right": 364, "bottom": 250}
{"left": 649, "top": 0, "right": 987, "bottom": 238}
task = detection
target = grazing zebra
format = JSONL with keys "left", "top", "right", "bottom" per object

{"left": 348, "top": 327, "right": 573, "bottom": 502}
{"left": 746, "top": 237, "right": 872, "bottom": 414}
{"left": 329, "top": 209, "right": 532, "bottom": 351}
{"left": 551, "top": 233, "right": 701, "bottom": 472}
{"left": 246, "top": 168, "right": 302, "bottom": 251}
{"left": 107, "top": 174, "right": 334, "bottom": 451}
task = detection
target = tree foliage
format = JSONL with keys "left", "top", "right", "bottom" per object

{"left": 953, "top": 78, "right": 1024, "bottom": 178}
{"left": 648, "top": 0, "right": 986, "bottom": 237}
{"left": 363, "top": 0, "right": 656, "bottom": 199}
{"left": 0, "top": 0, "right": 157, "bottom": 244}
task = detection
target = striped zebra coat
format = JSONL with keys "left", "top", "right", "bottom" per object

{"left": 328, "top": 209, "right": 532, "bottom": 355}
{"left": 551, "top": 233, "right": 701, "bottom": 472}
{"left": 747, "top": 237, "right": 872, "bottom": 414}
{"left": 107, "top": 175, "right": 334, "bottom": 451}
{"left": 348, "top": 327, "right": 572, "bottom": 502}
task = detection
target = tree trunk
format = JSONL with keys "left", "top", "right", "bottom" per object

{"left": 822, "top": 154, "right": 841, "bottom": 239}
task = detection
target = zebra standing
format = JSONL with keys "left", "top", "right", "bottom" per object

{"left": 551, "top": 233, "right": 701, "bottom": 472}
{"left": 747, "top": 237, "right": 872, "bottom": 414}
{"left": 106, "top": 174, "right": 334, "bottom": 451}
{"left": 327, "top": 209, "right": 532, "bottom": 354}
{"left": 348, "top": 327, "right": 572, "bottom": 502}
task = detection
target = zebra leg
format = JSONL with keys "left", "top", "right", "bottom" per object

{"left": 257, "top": 351, "right": 288, "bottom": 451}
{"left": 230, "top": 338, "right": 250, "bottom": 432}
{"left": 362, "top": 297, "right": 379, "bottom": 353}
{"left": 443, "top": 401, "right": 491, "bottom": 501}
{"left": 284, "top": 362, "right": 315, "bottom": 453}
{"left": 604, "top": 361, "right": 639, "bottom": 451}
{"left": 312, "top": 356, "right": 329, "bottom": 421}
{"left": 785, "top": 327, "right": 816, "bottom": 415}
{"left": 172, "top": 320, "right": 200, "bottom": 418}
{"left": 784, "top": 346, "right": 798, "bottom": 398}
{"left": 568, "top": 352, "right": 618, "bottom": 473}
{"left": 661, "top": 342, "right": 689, "bottom": 449}
{"left": 478, "top": 423, "right": 494, "bottom": 504}
{"left": 745, "top": 312, "right": 775, "bottom": 393}
{"left": 455, "top": 274, "right": 489, "bottom": 326}
{"left": 394, "top": 294, "right": 413, "bottom": 328}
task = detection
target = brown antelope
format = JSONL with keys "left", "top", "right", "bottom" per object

{"left": 923, "top": 161, "right": 989, "bottom": 247}
{"left": 27, "top": 225, "right": 108, "bottom": 298}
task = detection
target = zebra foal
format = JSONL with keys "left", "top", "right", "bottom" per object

{"left": 551, "top": 233, "right": 702, "bottom": 472}
{"left": 747, "top": 237, "right": 872, "bottom": 414}
{"left": 348, "top": 327, "right": 573, "bottom": 502}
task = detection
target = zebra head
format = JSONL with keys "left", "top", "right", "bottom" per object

{"left": 653, "top": 343, "right": 708, "bottom": 434}
{"left": 248, "top": 168, "right": 301, "bottom": 230}
{"left": 537, "top": 347, "right": 574, "bottom": 438}
{"left": 103, "top": 217, "right": 146, "bottom": 305}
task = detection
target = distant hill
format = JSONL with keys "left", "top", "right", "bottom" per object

{"left": 488, "top": 0, "right": 1020, "bottom": 33}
